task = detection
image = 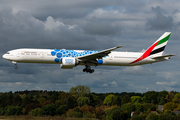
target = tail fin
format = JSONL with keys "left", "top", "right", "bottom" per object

{"left": 148, "top": 32, "right": 171, "bottom": 57}
{"left": 130, "top": 32, "right": 171, "bottom": 64}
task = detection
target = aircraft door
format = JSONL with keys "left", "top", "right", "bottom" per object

{"left": 109, "top": 54, "right": 113, "bottom": 60}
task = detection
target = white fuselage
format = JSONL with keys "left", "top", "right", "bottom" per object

{"left": 2, "top": 48, "right": 163, "bottom": 67}
{"left": 2, "top": 32, "right": 173, "bottom": 73}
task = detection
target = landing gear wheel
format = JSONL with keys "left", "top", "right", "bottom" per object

{"left": 14, "top": 66, "right": 18, "bottom": 69}
{"left": 89, "top": 69, "right": 95, "bottom": 74}
{"left": 83, "top": 66, "right": 95, "bottom": 73}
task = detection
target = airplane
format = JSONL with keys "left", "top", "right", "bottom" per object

{"left": 2, "top": 32, "right": 174, "bottom": 73}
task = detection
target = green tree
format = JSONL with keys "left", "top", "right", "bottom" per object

{"left": 88, "top": 94, "right": 101, "bottom": 107}
{"left": 69, "top": 85, "right": 91, "bottom": 98}
{"left": 4, "top": 106, "right": 16, "bottom": 116}
{"left": 7, "top": 91, "right": 13, "bottom": 106}
{"left": 159, "top": 97, "right": 166, "bottom": 105}
{"left": 145, "top": 113, "right": 158, "bottom": 120}
{"left": 38, "top": 97, "right": 46, "bottom": 104}
{"left": 25, "top": 103, "right": 40, "bottom": 115}
{"left": 158, "top": 113, "right": 175, "bottom": 120}
{"left": 177, "top": 104, "right": 180, "bottom": 111}
{"left": 50, "top": 92, "right": 59, "bottom": 103}
{"left": 67, "top": 107, "right": 83, "bottom": 118}
{"left": 0, "top": 107, "right": 4, "bottom": 115}
{"left": 77, "top": 96, "right": 90, "bottom": 107}
{"left": 143, "top": 91, "right": 158, "bottom": 104}
{"left": 103, "top": 94, "right": 116, "bottom": 106}
{"left": 134, "top": 110, "right": 141, "bottom": 116}
{"left": 22, "top": 95, "right": 33, "bottom": 107}
{"left": 40, "top": 104, "right": 56, "bottom": 116}
{"left": 132, "top": 115, "right": 143, "bottom": 120}
{"left": 15, "top": 106, "right": 22, "bottom": 115}
{"left": 120, "top": 103, "right": 135, "bottom": 112}
{"left": 163, "top": 102, "right": 178, "bottom": 112}
{"left": 69, "top": 85, "right": 91, "bottom": 107}
{"left": 165, "top": 92, "right": 174, "bottom": 102}
{"left": 121, "top": 95, "right": 131, "bottom": 105}
{"left": 144, "top": 109, "right": 151, "bottom": 116}
{"left": 56, "top": 105, "right": 68, "bottom": 116}
{"left": 142, "top": 103, "right": 156, "bottom": 111}
{"left": 116, "top": 96, "right": 121, "bottom": 106}
{"left": 42, "top": 100, "right": 51, "bottom": 107}
{"left": 173, "top": 93, "right": 180, "bottom": 103}
{"left": 57, "top": 92, "right": 77, "bottom": 109}
{"left": 131, "top": 96, "right": 143, "bottom": 103}
{"left": 106, "top": 107, "right": 127, "bottom": 120}
{"left": 30, "top": 108, "right": 41, "bottom": 116}
{"left": 134, "top": 103, "right": 143, "bottom": 112}
{"left": 0, "top": 94, "right": 9, "bottom": 107}
{"left": 157, "top": 91, "right": 168, "bottom": 105}
{"left": 13, "top": 95, "right": 22, "bottom": 106}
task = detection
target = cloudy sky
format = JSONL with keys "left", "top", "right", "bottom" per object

{"left": 0, "top": 0, "right": 180, "bottom": 93}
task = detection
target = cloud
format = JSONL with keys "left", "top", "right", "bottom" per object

{"left": 146, "top": 6, "right": 174, "bottom": 30}
{"left": 0, "top": 1, "right": 179, "bottom": 93}
{"left": 101, "top": 83, "right": 108, "bottom": 87}
{"left": 110, "top": 81, "right": 118, "bottom": 87}
{"left": 156, "top": 81, "right": 177, "bottom": 86}
{"left": 0, "top": 7, "right": 115, "bottom": 53}
{"left": 83, "top": 21, "right": 120, "bottom": 35}
{"left": 122, "top": 66, "right": 155, "bottom": 75}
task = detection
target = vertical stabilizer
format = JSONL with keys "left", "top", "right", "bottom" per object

{"left": 148, "top": 32, "right": 171, "bottom": 57}
{"left": 130, "top": 32, "right": 171, "bottom": 64}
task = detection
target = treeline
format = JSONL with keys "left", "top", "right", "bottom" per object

{"left": 0, "top": 86, "right": 180, "bottom": 120}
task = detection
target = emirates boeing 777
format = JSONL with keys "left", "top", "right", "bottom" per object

{"left": 2, "top": 32, "right": 174, "bottom": 73}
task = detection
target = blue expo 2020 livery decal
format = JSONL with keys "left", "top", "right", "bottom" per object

{"left": 50, "top": 49, "right": 104, "bottom": 64}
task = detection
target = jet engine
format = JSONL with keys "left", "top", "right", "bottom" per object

{"left": 60, "top": 57, "right": 78, "bottom": 69}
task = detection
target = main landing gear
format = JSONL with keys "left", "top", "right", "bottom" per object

{"left": 83, "top": 65, "right": 94, "bottom": 73}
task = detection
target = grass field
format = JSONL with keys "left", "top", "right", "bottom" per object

{"left": 0, "top": 116, "right": 99, "bottom": 120}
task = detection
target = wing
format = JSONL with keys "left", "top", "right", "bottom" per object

{"left": 77, "top": 46, "right": 123, "bottom": 61}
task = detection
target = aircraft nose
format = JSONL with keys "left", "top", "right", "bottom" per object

{"left": 2, "top": 54, "right": 7, "bottom": 59}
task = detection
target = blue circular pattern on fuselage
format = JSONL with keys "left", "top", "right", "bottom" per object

{"left": 52, "top": 49, "right": 105, "bottom": 63}
{"left": 55, "top": 58, "right": 60, "bottom": 63}
{"left": 57, "top": 53, "right": 62, "bottom": 58}
{"left": 51, "top": 51, "right": 56, "bottom": 56}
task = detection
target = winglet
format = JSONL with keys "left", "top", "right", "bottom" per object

{"left": 116, "top": 46, "right": 123, "bottom": 48}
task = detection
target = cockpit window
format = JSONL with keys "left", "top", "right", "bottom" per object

{"left": 6, "top": 52, "right": 10, "bottom": 54}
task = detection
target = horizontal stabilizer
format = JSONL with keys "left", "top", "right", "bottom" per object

{"left": 152, "top": 54, "right": 175, "bottom": 59}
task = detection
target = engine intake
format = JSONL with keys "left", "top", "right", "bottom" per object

{"left": 60, "top": 57, "right": 78, "bottom": 69}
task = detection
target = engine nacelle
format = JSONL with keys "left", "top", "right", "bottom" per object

{"left": 60, "top": 57, "right": 78, "bottom": 69}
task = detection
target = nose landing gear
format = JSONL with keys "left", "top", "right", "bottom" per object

{"left": 12, "top": 61, "right": 18, "bottom": 69}
{"left": 14, "top": 65, "right": 18, "bottom": 69}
